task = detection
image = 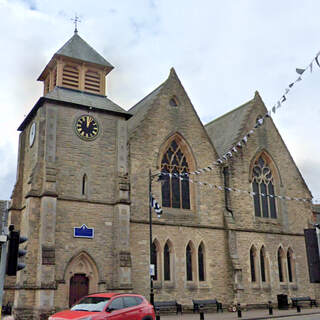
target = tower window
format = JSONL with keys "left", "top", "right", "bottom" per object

{"left": 62, "top": 65, "right": 80, "bottom": 89}
{"left": 85, "top": 70, "right": 101, "bottom": 93}
{"left": 82, "top": 174, "right": 87, "bottom": 196}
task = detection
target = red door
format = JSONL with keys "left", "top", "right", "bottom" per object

{"left": 69, "top": 274, "right": 89, "bottom": 307}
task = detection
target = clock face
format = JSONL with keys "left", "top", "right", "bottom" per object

{"left": 75, "top": 115, "right": 99, "bottom": 140}
{"left": 29, "top": 122, "right": 36, "bottom": 147}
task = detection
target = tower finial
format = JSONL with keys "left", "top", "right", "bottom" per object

{"left": 71, "top": 14, "right": 81, "bottom": 34}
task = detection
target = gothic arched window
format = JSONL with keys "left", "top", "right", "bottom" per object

{"left": 252, "top": 155, "right": 277, "bottom": 218}
{"left": 164, "top": 242, "right": 171, "bottom": 281}
{"left": 151, "top": 242, "right": 158, "bottom": 280}
{"left": 260, "top": 246, "right": 266, "bottom": 282}
{"left": 161, "top": 139, "right": 190, "bottom": 209}
{"left": 198, "top": 242, "right": 205, "bottom": 282}
{"left": 278, "top": 247, "right": 285, "bottom": 282}
{"left": 287, "top": 248, "right": 294, "bottom": 283}
{"left": 186, "top": 243, "right": 193, "bottom": 281}
{"left": 250, "top": 246, "right": 257, "bottom": 282}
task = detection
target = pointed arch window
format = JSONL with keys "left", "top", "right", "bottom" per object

{"left": 151, "top": 242, "right": 158, "bottom": 280}
{"left": 250, "top": 246, "right": 257, "bottom": 282}
{"left": 252, "top": 155, "right": 277, "bottom": 218}
{"left": 287, "top": 248, "right": 294, "bottom": 283}
{"left": 82, "top": 174, "right": 87, "bottom": 196}
{"left": 161, "top": 139, "right": 190, "bottom": 209}
{"left": 198, "top": 243, "right": 205, "bottom": 282}
{"left": 164, "top": 242, "right": 171, "bottom": 281}
{"left": 186, "top": 243, "right": 193, "bottom": 281}
{"left": 260, "top": 246, "right": 266, "bottom": 282}
{"left": 278, "top": 247, "right": 285, "bottom": 282}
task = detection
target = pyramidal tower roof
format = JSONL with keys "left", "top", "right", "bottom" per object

{"left": 55, "top": 32, "right": 113, "bottom": 68}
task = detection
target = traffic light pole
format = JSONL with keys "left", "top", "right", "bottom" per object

{"left": 0, "top": 202, "right": 9, "bottom": 319}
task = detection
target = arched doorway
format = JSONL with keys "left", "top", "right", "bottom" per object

{"left": 64, "top": 251, "right": 99, "bottom": 308}
{"left": 69, "top": 273, "right": 89, "bottom": 307}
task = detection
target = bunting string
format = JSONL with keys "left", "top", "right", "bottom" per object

{"left": 156, "top": 172, "right": 313, "bottom": 203}
{"left": 178, "top": 49, "right": 320, "bottom": 178}
{"left": 150, "top": 194, "right": 163, "bottom": 217}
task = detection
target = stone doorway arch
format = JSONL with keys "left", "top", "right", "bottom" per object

{"left": 65, "top": 251, "right": 99, "bottom": 307}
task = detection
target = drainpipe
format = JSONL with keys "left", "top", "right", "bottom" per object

{"left": 223, "top": 166, "right": 233, "bottom": 216}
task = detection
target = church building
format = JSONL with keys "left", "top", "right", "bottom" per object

{"left": 7, "top": 31, "right": 317, "bottom": 319}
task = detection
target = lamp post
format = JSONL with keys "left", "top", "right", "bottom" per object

{"left": 149, "top": 169, "right": 154, "bottom": 306}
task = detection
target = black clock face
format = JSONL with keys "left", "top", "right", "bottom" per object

{"left": 76, "top": 115, "right": 99, "bottom": 140}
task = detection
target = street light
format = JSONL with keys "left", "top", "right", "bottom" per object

{"left": 149, "top": 169, "right": 163, "bottom": 306}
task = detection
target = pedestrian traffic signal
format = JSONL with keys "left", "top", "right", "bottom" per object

{"left": 6, "top": 225, "right": 27, "bottom": 276}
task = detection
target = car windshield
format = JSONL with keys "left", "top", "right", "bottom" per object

{"left": 71, "top": 297, "right": 110, "bottom": 312}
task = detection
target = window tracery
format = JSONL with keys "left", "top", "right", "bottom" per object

{"left": 161, "top": 139, "right": 190, "bottom": 209}
{"left": 252, "top": 155, "right": 277, "bottom": 218}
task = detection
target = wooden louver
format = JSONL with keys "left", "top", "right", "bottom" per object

{"left": 85, "top": 70, "right": 101, "bottom": 93}
{"left": 62, "top": 65, "right": 80, "bottom": 89}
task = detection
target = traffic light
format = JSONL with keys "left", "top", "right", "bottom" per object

{"left": 6, "top": 225, "right": 27, "bottom": 276}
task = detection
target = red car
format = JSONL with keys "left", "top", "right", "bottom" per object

{"left": 48, "top": 292, "right": 155, "bottom": 320}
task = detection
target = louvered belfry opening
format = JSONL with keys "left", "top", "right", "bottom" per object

{"left": 85, "top": 70, "right": 101, "bottom": 93}
{"left": 62, "top": 65, "right": 80, "bottom": 89}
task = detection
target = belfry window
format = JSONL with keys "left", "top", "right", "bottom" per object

{"left": 161, "top": 139, "right": 190, "bottom": 209}
{"left": 252, "top": 156, "right": 277, "bottom": 218}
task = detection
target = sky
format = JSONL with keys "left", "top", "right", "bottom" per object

{"left": 1, "top": 0, "right": 320, "bottom": 203}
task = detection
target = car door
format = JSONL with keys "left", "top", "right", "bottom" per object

{"left": 104, "top": 297, "right": 125, "bottom": 320}
{"left": 123, "top": 296, "right": 140, "bottom": 320}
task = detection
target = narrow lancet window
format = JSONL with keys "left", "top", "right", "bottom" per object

{"left": 82, "top": 174, "right": 87, "bottom": 196}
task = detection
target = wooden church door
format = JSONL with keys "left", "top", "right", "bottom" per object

{"left": 69, "top": 274, "right": 89, "bottom": 307}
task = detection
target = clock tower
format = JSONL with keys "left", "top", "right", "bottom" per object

{"left": 9, "top": 31, "right": 132, "bottom": 319}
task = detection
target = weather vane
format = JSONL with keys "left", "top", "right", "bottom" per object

{"left": 71, "top": 14, "right": 81, "bottom": 34}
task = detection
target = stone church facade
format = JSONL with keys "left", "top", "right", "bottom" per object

{"left": 6, "top": 31, "right": 318, "bottom": 319}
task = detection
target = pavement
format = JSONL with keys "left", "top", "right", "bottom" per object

{"left": 159, "top": 307, "right": 320, "bottom": 320}
{"left": 2, "top": 307, "right": 320, "bottom": 319}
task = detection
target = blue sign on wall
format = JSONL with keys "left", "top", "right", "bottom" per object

{"left": 74, "top": 224, "right": 94, "bottom": 239}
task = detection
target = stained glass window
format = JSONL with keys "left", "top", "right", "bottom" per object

{"left": 161, "top": 139, "right": 190, "bottom": 209}
{"left": 252, "top": 156, "right": 277, "bottom": 218}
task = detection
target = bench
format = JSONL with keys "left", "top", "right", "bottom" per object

{"left": 291, "top": 297, "right": 317, "bottom": 308}
{"left": 154, "top": 300, "right": 182, "bottom": 314}
{"left": 192, "top": 299, "right": 223, "bottom": 313}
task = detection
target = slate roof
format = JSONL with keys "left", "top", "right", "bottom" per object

{"left": 18, "top": 87, "right": 130, "bottom": 131}
{"left": 128, "top": 83, "right": 165, "bottom": 134}
{"left": 55, "top": 32, "right": 113, "bottom": 68}
{"left": 205, "top": 98, "right": 254, "bottom": 156}
{"left": 45, "top": 87, "right": 128, "bottom": 114}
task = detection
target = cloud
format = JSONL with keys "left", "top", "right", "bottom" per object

{"left": 1, "top": 0, "right": 320, "bottom": 202}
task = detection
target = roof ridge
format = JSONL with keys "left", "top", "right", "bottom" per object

{"left": 205, "top": 97, "right": 254, "bottom": 128}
